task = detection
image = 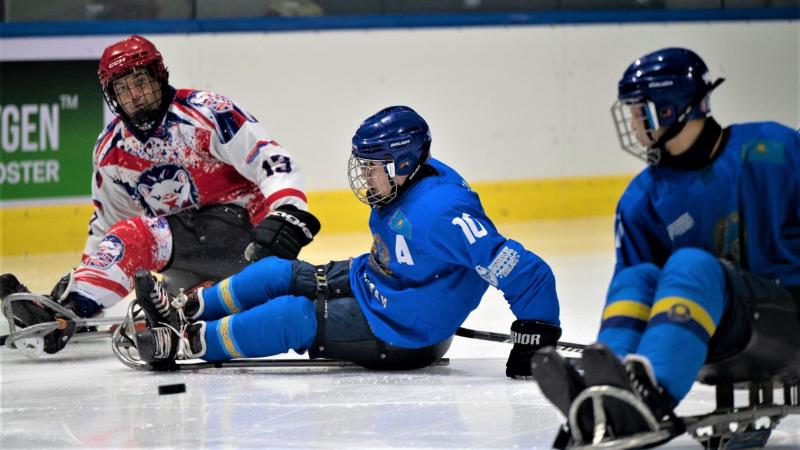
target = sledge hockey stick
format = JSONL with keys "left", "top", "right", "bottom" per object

{"left": 455, "top": 327, "right": 586, "bottom": 353}
{"left": 158, "top": 357, "right": 451, "bottom": 371}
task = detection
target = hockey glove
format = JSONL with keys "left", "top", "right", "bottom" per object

{"left": 245, "top": 206, "right": 321, "bottom": 261}
{"left": 506, "top": 320, "right": 562, "bottom": 379}
{"left": 49, "top": 271, "right": 75, "bottom": 302}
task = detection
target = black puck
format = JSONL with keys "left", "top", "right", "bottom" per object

{"left": 158, "top": 383, "right": 186, "bottom": 395}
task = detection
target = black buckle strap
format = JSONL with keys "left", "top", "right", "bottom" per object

{"left": 315, "top": 266, "right": 330, "bottom": 300}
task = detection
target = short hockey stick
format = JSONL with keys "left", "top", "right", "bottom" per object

{"left": 456, "top": 327, "right": 586, "bottom": 353}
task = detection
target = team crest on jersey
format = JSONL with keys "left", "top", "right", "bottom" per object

{"left": 136, "top": 165, "right": 199, "bottom": 215}
{"left": 85, "top": 235, "right": 125, "bottom": 269}
{"left": 188, "top": 91, "right": 233, "bottom": 113}
{"left": 714, "top": 211, "right": 741, "bottom": 265}
{"left": 368, "top": 233, "right": 393, "bottom": 276}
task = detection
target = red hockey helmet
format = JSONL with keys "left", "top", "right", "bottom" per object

{"left": 98, "top": 35, "right": 170, "bottom": 132}
{"left": 98, "top": 35, "right": 167, "bottom": 86}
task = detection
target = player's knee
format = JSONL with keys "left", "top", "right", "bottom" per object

{"left": 662, "top": 248, "right": 724, "bottom": 294}
{"left": 658, "top": 248, "right": 726, "bottom": 322}
{"left": 91, "top": 217, "right": 166, "bottom": 271}
{"left": 269, "top": 295, "right": 317, "bottom": 350}
{"left": 107, "top": 217, "right": 147, "bottom": 243}
{"left": 238, "top": 255, "right": 293, "bottom": 294}
{"left": 607, "top": 263, "right": 661, "bottom": 306}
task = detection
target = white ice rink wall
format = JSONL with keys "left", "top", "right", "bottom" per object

{"left": 2, "top": 20, "right": 797, "bottom": 190}
{"left": 0, "top": 17, "right": 798, "bottom": 254}
{"left": 160, "top": 22, "right": 800, "bottom": 190}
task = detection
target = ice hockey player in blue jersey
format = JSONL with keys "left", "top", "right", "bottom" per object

{"left": 130, "top": 105, "right": 562, "bottom": 376}
{"left": 532, "top": 47, "right": 800, "bottom": 445}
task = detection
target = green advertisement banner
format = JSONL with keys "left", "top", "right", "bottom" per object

{"left": 0, "top": 60, "right": 103, "bottom": 201}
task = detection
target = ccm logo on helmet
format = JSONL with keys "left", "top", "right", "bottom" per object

{"left": 390, "top": 139, "right": 411, "bottom": 148}
{"left": 510, "top": 331, "right": 541, "bottom": 345}
{"left": 108, "top": 57, "right": 127, "bottom": 69}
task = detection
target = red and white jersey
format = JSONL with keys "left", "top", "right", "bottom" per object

{"left": 85, "top": 88, "right": 307, "bottom": 256}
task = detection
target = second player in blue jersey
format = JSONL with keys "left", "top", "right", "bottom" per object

{"left": 131, "top": 105, "right": 561, "bottom": 377}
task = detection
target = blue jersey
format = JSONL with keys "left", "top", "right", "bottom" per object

{"left": 615, "top": 121, "right": 800, "bottom": 286}
{"left": 349, "top": 158, "right": 559, "bottom": 348}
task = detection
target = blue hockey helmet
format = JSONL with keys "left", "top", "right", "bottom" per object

{"left": 611, "top": 47, "right": 724, "bottom": 164}
{"left": 348, "top": 106, "right": 432, "bottom": 206}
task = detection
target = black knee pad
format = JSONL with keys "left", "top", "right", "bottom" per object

{"left": 164, "top": 204, "right": 252, "bottom": 283}
{"left": 290, "top": 260, "right": 352, "bottom": 300}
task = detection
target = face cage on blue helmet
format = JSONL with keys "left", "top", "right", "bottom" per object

{"left": 611, "top": 98, "right": 663, "bottom": 165}
{"left": 348, "top": 154, "right": 399, "bottom": 207}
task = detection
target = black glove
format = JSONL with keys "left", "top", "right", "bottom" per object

{"left": 245, "top": 206, "right": 321, "bottom": 261}
{"left": 506, "top": 320, "right": 562, "bottom": 379}
{"left": 49, "top": 271, "right": 74, "bottom": 301}
{"left": 3, "top": 274, "right": 96, "bottom": 354}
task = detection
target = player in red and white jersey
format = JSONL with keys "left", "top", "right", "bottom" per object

{"left": 1, "top": 35, "right": 320, "bottom": 354}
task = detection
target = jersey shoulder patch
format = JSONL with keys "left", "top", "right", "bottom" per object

{"left": 185, "top": 90, "right": 234, "bottom": 113}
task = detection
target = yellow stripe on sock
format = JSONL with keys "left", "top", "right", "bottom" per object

{"left": 218, "top": 316, "right": 244, "bottom": 359}
{"left": 219, "top": 278, "right": 240, "bottom": 314}
{"left": 602, "top": 300, "right": 651, "bottom": 321}
{"left": 650, "top": 296, "right": 716, "bottom": 336}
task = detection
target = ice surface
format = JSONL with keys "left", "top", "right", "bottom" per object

{"left": 2, "top": 222, "right": 800, "bottom": 448}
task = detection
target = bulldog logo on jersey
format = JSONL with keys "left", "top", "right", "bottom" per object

{"left": 188, "top": 91, "right": 233, "bottom": 113}
{"left": 85, "top": 235, "right": 125, "bottom": 269}
{"left": 136, "top": 165, "right": 199, "bottom": 215}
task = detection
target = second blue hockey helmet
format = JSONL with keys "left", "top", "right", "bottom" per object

{"left": 611, "top": 47, "right": 723, "bottom": 164}
{"left": 348, "top": 106, "right": 432, "bottom": 206}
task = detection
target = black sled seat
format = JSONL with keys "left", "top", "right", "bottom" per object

{"left": 687, "top": 293, "right": 800, "bottom": 450}
{"left": 698, "top": 291, "right": 800, "bottom": 385}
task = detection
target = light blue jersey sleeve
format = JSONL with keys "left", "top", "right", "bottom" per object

{"left": 422, "top": 204, "right": 560, "bottom": 324}
{"left": 614, "top": 176, "right": 671, "bottom": 275}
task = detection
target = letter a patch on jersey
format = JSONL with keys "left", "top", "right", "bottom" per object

{"left": 395, "top": 235, "right": 415, "bottom": 265}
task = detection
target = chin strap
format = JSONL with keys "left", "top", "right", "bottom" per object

{"left": 123, "top": 85, "right": 176, "bottom": 142}
{"left": 650, "top": 78, "right": 726, "bottom": 163}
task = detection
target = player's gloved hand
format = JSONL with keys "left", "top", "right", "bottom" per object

{"left": 506, "top": 320, "right": 562, "bottom": 379}
{"left": 244, "top": 206, "right": 321, "bottom": 262}
{"left": 9, "top": 299, "right": 77, "bottom": 354}
{"left": 49, "top": 270, "right": 75, "bottom": 302}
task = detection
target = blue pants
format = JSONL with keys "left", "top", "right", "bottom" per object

{"left": 598, "top": 248, "right": 730, "bottom": 402}
{"left": 195, "top": 257, "right": 451, "bottom": 370}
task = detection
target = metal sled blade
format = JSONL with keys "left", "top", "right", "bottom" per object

{"left": 2, "top": 293, "right": 123, "bottom": 351}
{"left": 566, "top": 386, "right": 678, "bottom": 450}
{"left": 684, "top": 402, "right": 800, "bottom": 449}
{"left": 111, "top": 299, "right": 451, "bottom": 372}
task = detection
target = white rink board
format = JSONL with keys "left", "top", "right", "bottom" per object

{"left": 1, "top": 21, "right": 797, "bottom": 190}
